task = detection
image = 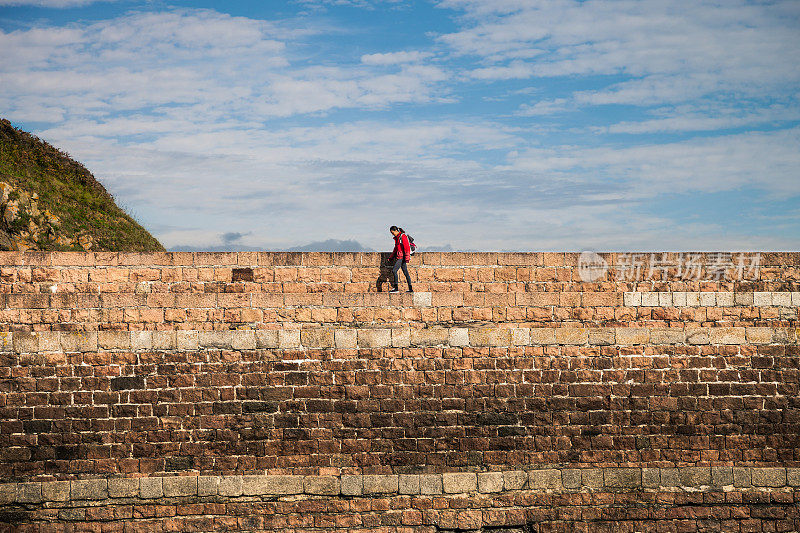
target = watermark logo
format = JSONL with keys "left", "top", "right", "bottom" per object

{"left": 578, "top": 251, "right": 609, "bottom": 282}
{"left": 578, "top": 251, "right": 761, "bottom": 282}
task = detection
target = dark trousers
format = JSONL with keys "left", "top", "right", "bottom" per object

{"left": 392, "top": 258, "right": 412, "bottom": 290}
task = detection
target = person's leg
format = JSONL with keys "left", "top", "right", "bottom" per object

{"left": 391, "top": 258, "right": 402, "bottom": 290}
{"left": 401, "top": 260, "right": 413, "bottom": 291}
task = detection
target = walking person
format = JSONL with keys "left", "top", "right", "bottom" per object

{"left": 388, "top": 226, "right": 413, "bottom": 293}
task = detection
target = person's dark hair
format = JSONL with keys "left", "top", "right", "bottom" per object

{"left": 390, "top": 225, "right": 404, "bottom": 233}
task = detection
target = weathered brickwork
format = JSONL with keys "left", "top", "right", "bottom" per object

{"left": 1, "top": 251, "right": 798, "bottom": 532}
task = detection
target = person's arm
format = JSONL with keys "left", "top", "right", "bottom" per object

{"left": 401, "top": 234, "right": 411, "bottom": 261}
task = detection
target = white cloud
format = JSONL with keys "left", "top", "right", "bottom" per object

{"left": 361, "top": 50, "right": 432, "bottom": 65}
{"left": 2, "top": 3, "right": 797, "bottom": 251}
{"left": 507, "top": 127, "right": 800, "bottom": 197}
{"left": 438, "top": 0, "right": 800, "bottom": 108}
{"left": 0, "top": 8, "right": 449, "bottom": 125}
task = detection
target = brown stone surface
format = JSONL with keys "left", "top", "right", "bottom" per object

{"left": 0, "top": 251, "right": 798, "bottom": 531}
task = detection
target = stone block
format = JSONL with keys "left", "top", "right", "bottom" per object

{"left": 751, "top": 468, "right": 786, "bottom": 487}
{"left": 623, "top": 292, "right": 642, "bottom": 306}
{"left": 581, "top": 469, "right": 604, "bottom": 488}
{"left": 709, "top": 327, "right": 746, "bottom": 345}
{"left": 218, "top": 476, "right": 243, "bottom": 496}
{"left": 504, "top": 471, "right": 527, "bottom": 491}
{"left": 615, "top": 328, "right": 649, "bottom": 345}
{"left": 98, "top": 330, "right": 131, "bottom": 350}
{"left": 561, "top": 469, "right": 582, "bottom": 489}
{"left": 303, "top": 476, "right": 338, "bottom": 495}
{"left": 334, "top": 329, "right": 357, "bottom": 349}
{"left": 16, "top": 482, "right": 42, "bottom": 503}
{"left": 553, "top": 327, "right": 587, "bottom": 345}
{"left": 685, "top": 292, "right": 700, "bottom": 307}
{"left": 199, "top": 330, "right": 232, "bottom": 349}
{"left": 787, "top": 468, "right": 800, "bottom": 487}
{"left": 642, "top": 468, "right": 660, "bottom": 488}
{"left": 108, "top": 478, "right": 139, "bottom": 498}
{"left": 0, "top": 332, "right": 12, "bottom": 353}
{"left": 411, "top": 327, "right": 449, "bottom": 347}
{"left": 604, "top": 468, "right": 640, "bottom": 488}
{"left": 650, "top": 328, "right": 684, "bottom": 345}
{"left": 38, "top": 332, "right": 59, "bottom": 352}
{"left": 679, "top": 467, "right": 711, "bottom": 487}
{"left": 341, "top": 475, "right": 363, "bottom": 496}
{"left": 358, "top": 329, "right": 391, "bottom": 349}
{"left": 0, "top": 484, "right": 15, "bottom": 504}
{"left": 255, "top": 330, "right": 279, "bottom": 349}
{"left": 511, "top": 328, "right": 530, "bottom": 346}
{"left": 443, "top": 472, "right": 477, "bottom": 493}
{"left": 231, "top": 330, "right": 257, "bottom": 350}
{"left": 42, "top": 481, "right": 70, "bottom": 502}
{"left": 753, "top": 292, "right": 772, "bottom": 306}
{"left": 140, "top": 477, "right": 163, "bottom": 499}
{"left": 13, "top": 332, "right": 38, "bottom": 353}
{"left": 672, "top": 292, "right": 687, "bottom": 306}
{"left": 772, "top": 292, "right": 792, "bottom": 306}
{"left": 469, "top": 327, "right": 510, "bottom": 347}
{"left": 391, "top": 328, "right": 411, "bottom": 348}
{"left": 477, "top": 472, "right": 504, "bottom": 493}
{"left": 529, "top": 328, "right": 555, "bottom": 345}
{"left": 717, "top": 292, "right": 734, "bottom": 306}
{"left": 177, "top": 330, "right": 199, "bottom": 350}
{"left": 746, "top": 327, "right": 774, "bottom": 344}
{"left": 412, "top": 292, "right": 432, "bottom": 307}
{"left": 711, "top": 466, "right": 733, "bottom": 487}
{"left": 699, "top": 292, "right": 716, "bottom": 307}
{"left": 641, "top": 293, "right": 659, "bottom": 307}
{"left": 686, "top": 328, "right": 710, "bottom": 345}
{"left": 278, "top": 329, "right": 300, "bottom": 349}
{"left": 734, "top": 292, "right": 754, "bottom": 306}
{"left": 197, "top": 476, "right": 220, "bottom": 496}
{"left": 733, "top": 467, "right": 751, "bottom": 487}
{"left": 130, "top": 331, "right": 153, "bottom": 351}
{"left": 398, "top": 474, "right": 420, "bottom": 495}
{"left": 792, "top": 292, "right": 800, "bottom": 306}
{"left": 660, "top": 468, "right": 680, "bottom": 487}
{"left": 420, "top": 474, "right": 443, "bottom": 495}
{"left": 300, "top": 328, "right": 332, "bottom": 349}
{"left": 658, "top": 292, "right": 673, "bottom": 307}
{"left": 162, "top": 476, "right": 197, "bottom": 497}
{"left": 363, "top": 475, "right": 398, "bottom": 494}
{"left": 152, "top": 331, "right": 176, "bottom": 350}
{"left": 588, "top": 328, "right": 615, "bottom": 346}
{"left": 529, "top": 469, "right": 562, "bottom": 489}
{"left": 71, "top": 479, "right": 107, "bottom": 500}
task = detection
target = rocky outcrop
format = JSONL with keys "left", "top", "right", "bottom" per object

{"left": 0, "top": 179, "right": 94, "bottom": 251}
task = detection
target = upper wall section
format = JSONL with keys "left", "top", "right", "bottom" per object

{"left": 0, "top": 251, "right": 797, "bottom": 333}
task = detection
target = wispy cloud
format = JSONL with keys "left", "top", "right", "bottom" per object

{"left": 1, "top": 1, "right": 797, "bottom": 251}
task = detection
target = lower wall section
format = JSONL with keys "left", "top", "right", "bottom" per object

{"left": 2, "top": 468, "right": 800, "bottom": 532}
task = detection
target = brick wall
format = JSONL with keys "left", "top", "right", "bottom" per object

{"left": 0, "top": 251, "right": 798, "bottom": 532}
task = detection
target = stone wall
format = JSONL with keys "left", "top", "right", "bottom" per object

{"left": 0, "top": 251, "right": 798, "bottom": 532}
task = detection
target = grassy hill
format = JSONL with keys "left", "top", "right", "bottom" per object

{"left": 0, "top": 119, "right": 164, "bottom": 252}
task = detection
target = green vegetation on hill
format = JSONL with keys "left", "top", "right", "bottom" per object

{"left": 0, "top": 118, "right": 164, "bottom": 251}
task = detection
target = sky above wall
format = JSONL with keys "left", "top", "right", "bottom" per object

{"left": 1, "top": 0, "right": 798, "bottom": 251}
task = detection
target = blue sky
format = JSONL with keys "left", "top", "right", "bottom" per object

{"left": 1, "top": 0, "right": 798, "bottom": 251}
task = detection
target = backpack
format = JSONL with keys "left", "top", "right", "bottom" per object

{"left": 407, "top": 234, "right": 416, "bottom": 255}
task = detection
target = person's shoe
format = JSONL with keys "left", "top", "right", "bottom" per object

{"left": 407, "top": 289, "right": 414, "bottom": 293}
{"left": 388, "top": 287, "right": 399, "bottom": 293}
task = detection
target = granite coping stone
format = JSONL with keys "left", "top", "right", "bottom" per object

{"left": 6, "top": 325, "right": 797, "bottom": 353}
{"left": 4, "top": 467, "right": 796, "bottom": 503}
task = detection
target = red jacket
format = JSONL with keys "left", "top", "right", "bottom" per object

{"left": 390, "top": 233, "right": 411, "bottom": 262}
